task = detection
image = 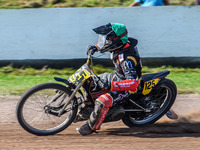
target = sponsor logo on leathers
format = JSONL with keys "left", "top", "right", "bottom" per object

{"left": 124, "top": 61, "right": 133, "bottom": 69}
{"left": 101, "top": 95, "right": 110, "bottom": 101}
{"left": 114, "top": 81, "right": 135, "bottom": 88}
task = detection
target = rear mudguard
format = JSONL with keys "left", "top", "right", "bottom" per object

{"left": 141, "top": 70, "right": 170, "bottom": 95}
{"left": 142, "top": 77, "right": 168, "bottom": 95}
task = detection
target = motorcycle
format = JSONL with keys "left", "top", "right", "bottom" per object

{"left": 16, "top": 52, "right": 178, "bottom": 136}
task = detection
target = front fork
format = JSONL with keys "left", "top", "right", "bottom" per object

{"left": 58, "top": 80, "right": 86, "bottom": 117}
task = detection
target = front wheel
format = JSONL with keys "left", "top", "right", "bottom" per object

{"left": 122, "top": 78, "right": 177, "bottom": 127}
{"left": 16, "top": 83, "right": 78, "bottom": 136}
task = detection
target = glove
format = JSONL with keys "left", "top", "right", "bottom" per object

{"left": 86, "top": 45, "right": 98, "bottom": 55}
{"left": 97, "top": 79, "right": 110, "bottom": 90}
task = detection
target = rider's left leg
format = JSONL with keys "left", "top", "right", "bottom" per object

{"left": 77, "top": 93, "right": 113, "bottom": 135}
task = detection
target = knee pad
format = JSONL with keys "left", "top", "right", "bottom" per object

{"left": 88, "top": 94, "right": 113, "bottom": 130}
{"left": 97, "top": 93, "right": 113, "bottom": 108}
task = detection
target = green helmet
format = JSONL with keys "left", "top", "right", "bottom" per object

{"left": 93, "top": 23, "right": 128, "bottom": 53}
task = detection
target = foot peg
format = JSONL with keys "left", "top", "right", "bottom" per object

{"left": 166, "top": 108, "right": 178, "bottom": 120}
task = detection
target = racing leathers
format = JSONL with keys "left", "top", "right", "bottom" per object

{"left": 86, "top": 37, "right": 142, "bottom": 131}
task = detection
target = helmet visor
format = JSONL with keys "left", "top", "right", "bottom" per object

{"left": 97, "top": 34, "right": 107, "bottom": 49}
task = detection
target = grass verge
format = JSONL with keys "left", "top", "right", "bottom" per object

{"left": 0, "top": 0, "right": 195, "bottom": 9}
{"left": 0, "top": 65, "right": 199, "bottom": 95}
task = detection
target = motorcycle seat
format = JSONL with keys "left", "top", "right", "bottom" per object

{"left": 141, "top": 70, "right": 170, "bottom": 82}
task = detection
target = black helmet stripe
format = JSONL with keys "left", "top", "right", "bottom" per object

{"left": 112, "top": 30, "right": 128, "bottom": 41}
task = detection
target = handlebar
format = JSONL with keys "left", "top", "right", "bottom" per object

{"left": 86, "top": 54, "right": 92, "bottom": 65}
{"left": 86, "top": 53, "right": 107, "bottom": 90}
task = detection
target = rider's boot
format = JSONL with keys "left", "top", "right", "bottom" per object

{"left": 76, "top": 122, "right": 94, "bottom": 136}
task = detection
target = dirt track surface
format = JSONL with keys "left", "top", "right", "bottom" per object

{"left": 1, "top": 94, "right": 200, "bottom": 150}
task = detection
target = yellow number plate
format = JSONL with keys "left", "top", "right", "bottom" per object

{"left": 142, "top": 79, "right": 160, "bottom": 95}
{"left": 68, "top": 65, "right": 91, "bottom": 85}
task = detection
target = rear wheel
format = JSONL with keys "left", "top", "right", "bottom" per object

{"left": 16, "top": 83, "right": 78, "bottom": 136}
{"left": 122, "top": 78, "right": 177, "bottom": 127}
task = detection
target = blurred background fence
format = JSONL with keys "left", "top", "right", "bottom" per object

{"left": 0, "top": 6, "right": 200, "bottom": 68}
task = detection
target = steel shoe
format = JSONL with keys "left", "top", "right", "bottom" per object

{"left": 76, "top": 123, "right": 94, "bottom": 136}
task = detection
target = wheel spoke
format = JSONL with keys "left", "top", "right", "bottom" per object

{"left": 29, "top": 112, "right": 44, "bottom": 124}
{"left": 17, "top": 83, "right": 78, "bottom": 135}
{"left": 129, "top": 85, "right": 170, "bottom": 123}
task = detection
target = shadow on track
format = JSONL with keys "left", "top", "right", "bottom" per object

{"left": 103, "top": 122, "right": 200, "bottom": 138}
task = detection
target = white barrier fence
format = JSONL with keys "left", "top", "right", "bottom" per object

{"left": 0, "top": 6, "right": 200, "bottom": 61}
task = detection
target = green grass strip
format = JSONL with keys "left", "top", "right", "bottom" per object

{"left": 0, "top": 65, "right": 199, "bottom": 95}
{"left": 0, "top": 0, "right": 195, "bottom": 9}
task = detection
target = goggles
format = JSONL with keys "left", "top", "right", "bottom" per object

{"left": 96, "top": 34, "right": 112, "bottom": 50}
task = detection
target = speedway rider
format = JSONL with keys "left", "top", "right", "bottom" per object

{"left": 76, "top": 23, "right": 142, "bottom": 135}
